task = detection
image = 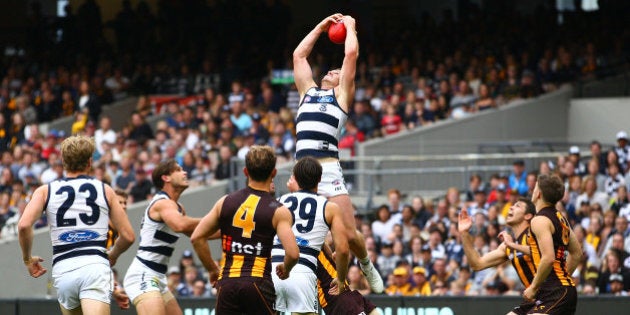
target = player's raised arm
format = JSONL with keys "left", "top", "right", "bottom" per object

{"left": 458, "top": 208, "right": 508, "bottom": 270}
{"left": 293, "top": 13, "right": 343, "bottom": 97}
{"left": 337, "top": 15, "right": 358, "bottom": 113}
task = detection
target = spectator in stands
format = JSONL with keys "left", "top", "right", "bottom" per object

{"left": 519, "top": 70, "right": 541, "bottom": 99}
{"left": 77, "top": 80, "right": 101, "bottom": 123}
{"left": 568, "top": 146, "right": 587, "bottom": 176}
{"left": 614, "top": 131, "right": 630, "bottom": 172}
{"left": 586, "top": 158, "right": 607, "bottom": 194}
{"left": 590, "top": 140, "right": 607, "bottom": 175}
{"left": 372, "top": 205, "right": 396, "bottom": 245}
{"left": 94, "top": 115, "right": 117, "bottom": 156}
{"left": 347, "top": 265, "right": 371, "bottom": 296}
{"left": 377, "top": 242, "right": 398, "bottom": 280}
{"left": 410, "top": 195, "right": 431, "bottom": 230}
{"left": 604, "top": 162, "right": 626, "bottom": 197}
{"left": 465, "top": 174, "right": 483, "bottom": 203}
{"left": 351, "top": 100, "right": 377, "bottom": 138}
{"left": 129, "top": 168, "right": 152, "bottom": 203}
{"left": 597, "top": 250, "right": 630, "bottom": 293}
{"left": 229, "top": 101, "right": 252, "bottom": 135}
{"left": 575, "top": 176, "right": 610, "bottom": 215}
{"left": 380, "top": 102, "right": 403, "bottom": 136}
{"left": 213, "top": 145, "right": 233, "bottom": 181}
{"left": 385, "top": 266, "right": 413, "bottom": 296}
{"left": 429, "top": 257, "right": 455, "bottom": 289}
{"left": 508, "top": 159, "right": 528, "bottom": 196}
{"left": 128, "top": 112, "right": 154, "bottom": 145}
{"left": 105, "top": 68, "right": 131, "bottom": 101}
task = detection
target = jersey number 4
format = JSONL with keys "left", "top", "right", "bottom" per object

{"left": 56, "top": 183, "right": 101, "bottom": 227}
{"left": 233, "top": 194, "right": 260, "bottom": 238}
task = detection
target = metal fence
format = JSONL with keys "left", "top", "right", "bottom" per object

{"left": 229, "top": 151, "right": 567, "bottom": 213}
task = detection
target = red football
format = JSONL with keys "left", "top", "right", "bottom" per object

{"left": 328, "top": 21, "right": 346, "bottom": 44}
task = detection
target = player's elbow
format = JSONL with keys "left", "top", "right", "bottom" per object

{"left": 286, "top": 246, "right": 299, "bottom": 263}
{"left": 293, "top": 50, "right": 306, "bottom": 62}
{"left": 17, "top": 219, "right": 32, "bottom": 234}
{"left": 469, "top": 260, "right": 485, "bottom": 271}
{"left": 120, "top": 230, "right": 135, "bottom": 244}
{"left": 539, "top": 255, "right": 555, "bottom": 266}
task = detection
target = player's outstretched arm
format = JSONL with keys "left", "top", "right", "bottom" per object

{"left": 106, "top": 185, "right": 135, "bottom": 266}
{"left": 337, "top": 15, "right": 358, "bottom": 113}
{"left": 273, "top": 206, "right": 299, "bottom": 279}
{"left": 18, "top": 185, "right": 48, "bottom": 278}
{"left": 458, "top": 208, "right": 508, "bottom": 270}
{"left": 293, "top": 13, "right": 343, "bottom": 96}
{"left": 155, "top": 199, "right": 201, "bottom": 236}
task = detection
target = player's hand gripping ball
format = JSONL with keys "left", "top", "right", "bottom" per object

{"left": 328, "top": 21, "right": 346, "bottom": 44}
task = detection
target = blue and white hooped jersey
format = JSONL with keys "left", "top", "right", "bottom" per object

{"left": 135, "top": 191, "right": 181, "bottom": 274}
{"left": 47, "top": 176, "right": 110, "bottom": 273}
{"left": 295, "top": 87, "right": 348, "bottom": 159}
{"left": 272, "top": 191, "right": 330, "bottom": 273}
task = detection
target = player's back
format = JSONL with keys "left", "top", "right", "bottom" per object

{"left": 47, "top": 176, "right": 110, "bottom": 274}
{"left": 273, "top": 191, "right": 329, "bottom": 273}
{"left": 219, "top": 186, "right": 280, "bottom": 281}
{"left": 528, "top": 207, "right": 575, "bottom": 287}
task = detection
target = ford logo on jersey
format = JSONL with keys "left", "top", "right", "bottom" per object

{"left": 319, "top": 96, "right": 333, "bottom": 103}
{"left": 59, "top": 230, "right": 100, "bottom": 243}
{"left": 295, "top": 236, "right": 310, "bottom": 247}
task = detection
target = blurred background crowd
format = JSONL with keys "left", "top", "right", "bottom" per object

{"left": 1, "top": 0, "right": 629, "bottom": 298}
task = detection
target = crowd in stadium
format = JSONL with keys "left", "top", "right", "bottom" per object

{"left": 2, "top": 0, "right": 630, "bottom": 298}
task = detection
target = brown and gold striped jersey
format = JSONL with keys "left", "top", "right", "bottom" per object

{"left": 527, "top": 207, "right": 575, "bottom": 287}
{"left": 218, "top": 187, "right": 280, "bottom": 281}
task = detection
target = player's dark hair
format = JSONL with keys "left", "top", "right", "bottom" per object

{"left": 293, "top": 157, "right": 322, "bottom": 191}
{"left": 537, "top": 174, "right": 564, "bottom": 205}
{"left": 245, "top": 145, "right": 277, "bottom": 182}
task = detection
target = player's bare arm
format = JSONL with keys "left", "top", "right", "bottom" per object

{"left": 18, "top": 185, "right": 48, "bottom": 278}
{"left": 565, "top": 228, "right": 583, "bottom": 276}
{"left": 273, "top": 206, "right": 299, "bottom": 280}
{"left": 152, "top": 199, "right": 201, "bottom": 236}
{"left": 336, "top": 15, "right": 358, "bottom": 113}
{"left": 293, "top": 13, "right": 344, "bottom": 97}
{"left": 499, "top": 231, "right": 531, "bottom": 255}
{"left": 459, "top": 208, "right": 508, "bottom": 270}
{"left": 191, "top": 196, "right": 225, "bottom": 286}
{"left": 524, "top": 216, "right": 555, "bottom": 300}
{"left": 106, "top": 184, "right": 135, "bottom": 266}
{"left": 325, "top": 201, "right": 349, "bottom": 294}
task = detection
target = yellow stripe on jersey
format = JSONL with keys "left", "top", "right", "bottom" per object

{"left": 218, "top": 252, "right": 226, "bottom": 280}
{"left": 252, "top": 257, "right": 267, "bottom": 278}
{"left": 317, "top": 279, "right": 327, "bottom": 308}
{"left": 521, "top": 235, "right": 537, "bottom": 275}
{"left": 318, "top": 252, "right": 337, "bottom": 278}
{"left": 228, "top": 254, "right": 244, "bottom": 278}
{"left": 512, "top": 251, "right": 530, "bottom": 288}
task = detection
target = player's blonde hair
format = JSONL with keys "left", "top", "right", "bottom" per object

{"left": 60, "top": 135, "right": 95, "bottom": 172}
